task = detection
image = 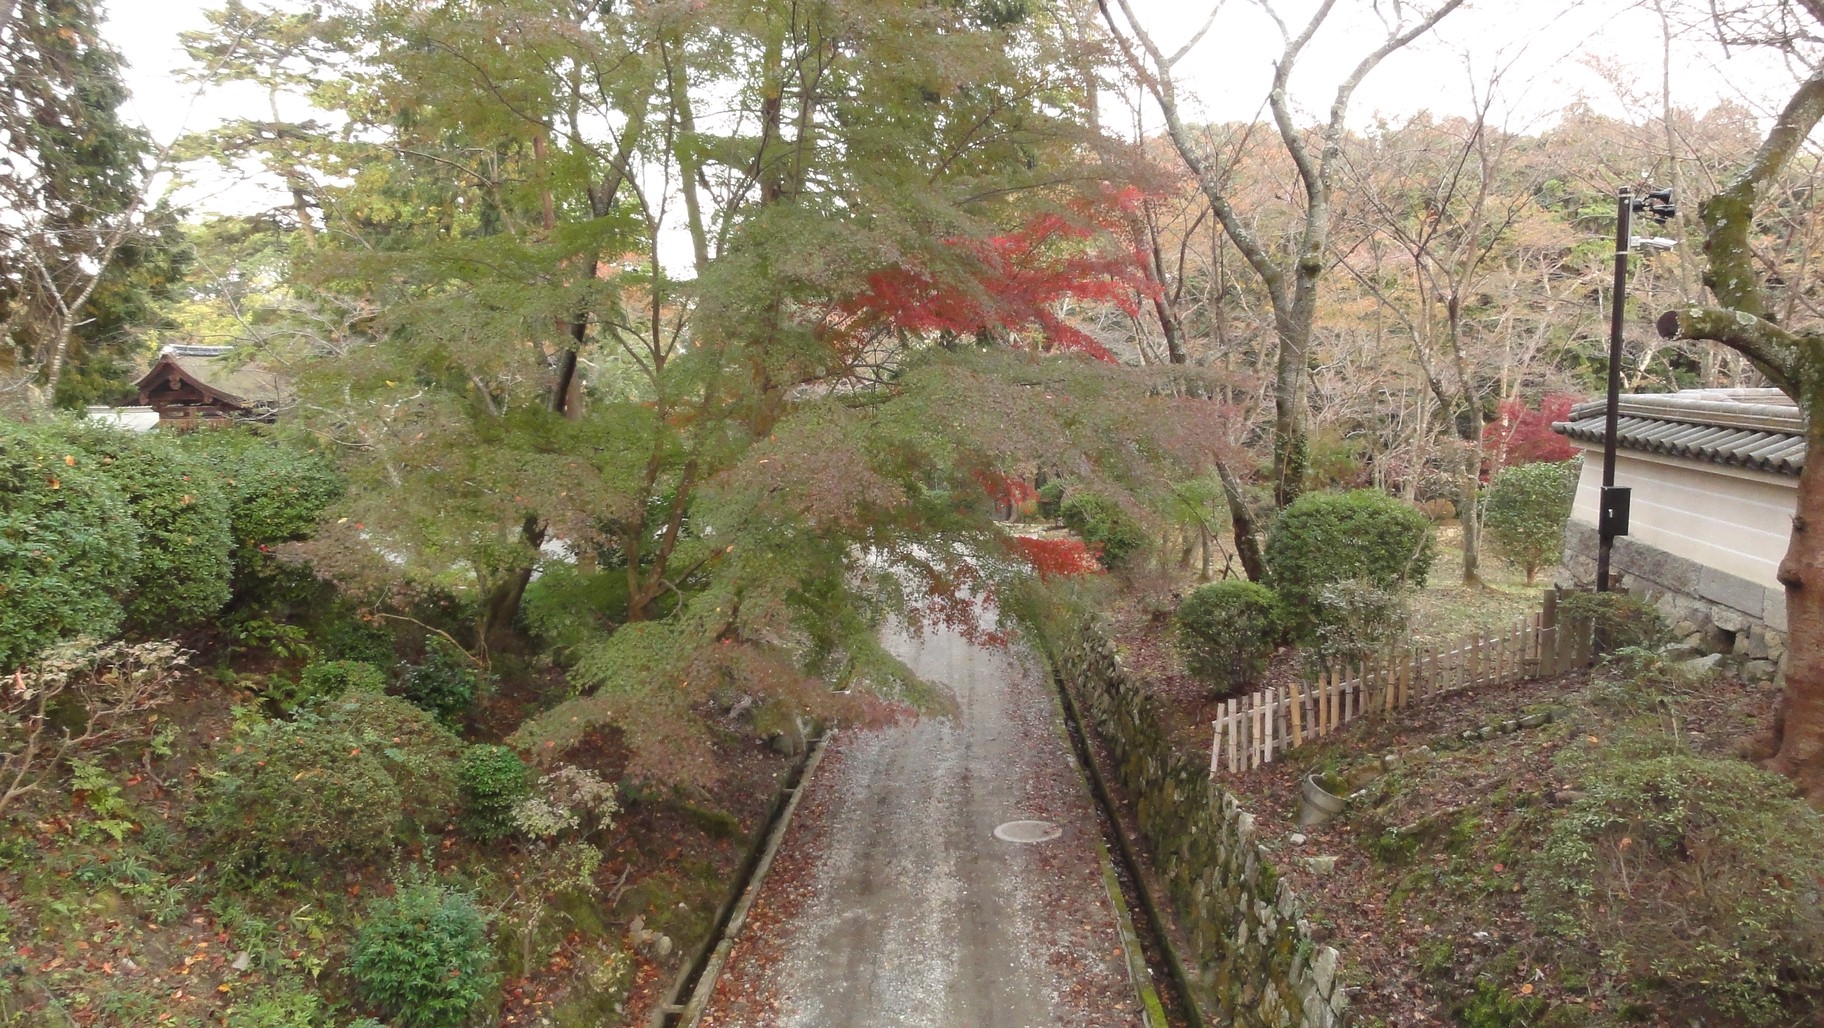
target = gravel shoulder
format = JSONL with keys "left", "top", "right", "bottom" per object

{"left": 699, "top": 620, "right": 1141, "bottom": 1028}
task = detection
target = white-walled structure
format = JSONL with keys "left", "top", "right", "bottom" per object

{"left": 1554, "top": 389, "right": 1801, "bottom": 679}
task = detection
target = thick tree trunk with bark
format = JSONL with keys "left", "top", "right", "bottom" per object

{"left": 480, "top": 514, "right": 545, "bottom": 657}
{"left": 1656, "top": 52, "right": 1824, "bottom": 801}
{"left": 1767, "top": 431, "right": 1824, "bottom": 797}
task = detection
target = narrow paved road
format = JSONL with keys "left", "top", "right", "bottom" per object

{"left": 699, "top": 619, "right": 1142, "bottom": 1028}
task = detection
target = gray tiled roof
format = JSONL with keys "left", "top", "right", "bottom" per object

{"left": 1553, "top": 389, "right": 1806, "bottom": 476}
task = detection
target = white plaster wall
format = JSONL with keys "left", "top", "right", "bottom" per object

{"left": 1568, "top": 444, "right": 1797, "bottom": 590}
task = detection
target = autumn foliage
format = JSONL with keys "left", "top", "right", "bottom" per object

{"left": 839, "top": 187, "right": 1157, "bottom": 361}
{"left": 1009, "top": 536, "right": 1104, "bottom": 580}
{"left": 1482, "top": 393, "right": 1579, "bottom": 469}
{"left": 973, "top": 469, "right": 1038, "bottom": 515}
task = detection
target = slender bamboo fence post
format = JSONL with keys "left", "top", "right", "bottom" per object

{"left": 1226, "top": 698, "right": 1238, "bottom": 773}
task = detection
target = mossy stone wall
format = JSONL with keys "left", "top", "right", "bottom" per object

{"left": 1052, "top": 617, "right": 1346, "bottom": 1027}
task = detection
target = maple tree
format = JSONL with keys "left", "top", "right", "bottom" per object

{"left": 837, "top": 188, "right": 1156, "bottom": 363}
{"left": 1482, "top": 394, "right": 1579, "bottom": 470}
{"left": 174, "top": 0, "right": 1223, "bottom": 782}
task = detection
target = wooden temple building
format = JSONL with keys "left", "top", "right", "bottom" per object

{"left": 133, "top": 346, "right": 290, "bottom": 429}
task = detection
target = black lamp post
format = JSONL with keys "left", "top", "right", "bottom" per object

{"left": 1596, "top": 187, "right": 1676, "bottom": 593}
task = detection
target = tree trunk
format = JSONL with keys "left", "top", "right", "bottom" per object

{"left": 1460, "top": 464, "right": 1482, "bottom": 586}
{"left": 481, "top": 565, "right": 535, "bottom": 658}
{"left": 1272, "top": 302, "right": 1311, "bottom": 508}
{"left": 1216, "top": 460, "right": 1266, "bottom": 583}
{"left": 1769, "top": 422, "right": 1824, "bottom": 801}
{"left": 479, "top": 514, "right": 546, "bottom": 658}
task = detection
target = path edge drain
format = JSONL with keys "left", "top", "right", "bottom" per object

{"left": 652, "top": 730, "right": 833, "bottom": 1028}
{"left": 1037, "top": 642, "right": 1202, "bottom": 1028}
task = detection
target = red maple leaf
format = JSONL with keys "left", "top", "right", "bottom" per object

{"left": 836, "top": 185, "right": 1158, "bottom": 362}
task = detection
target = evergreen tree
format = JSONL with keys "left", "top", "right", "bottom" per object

{"left": 0, "top": 0, "right": 174, "bottom": 411}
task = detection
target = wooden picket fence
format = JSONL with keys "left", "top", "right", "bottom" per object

{"left": 1210, "top": 590, "right": 1595, "bottom": 775}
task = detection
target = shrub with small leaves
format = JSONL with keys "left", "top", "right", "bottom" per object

{"left": 351, "top": 880, "right": 498, "bottom": 1028}
{"left": 400, "top": 642, "right": 480, "bottom": 726}
{"left": 271, "top": 659, "right": 388, "bottom": 714}
{"left": 1483, "top": 458, "right": 1579, "bottom": 585}
{"left": 310, "top": 690, "right": 463, "bottom": 815}
{"left": 55, "top": 422, "right": 233, "bottom": 632}
{"left": 1058, "top": 492, "right": 1146, "bottom": 569}
{"left": 1557, "top": 589, "right": 1669, "bottom": 653}
{"left": 178, "top": 430, "right": 343, "bottom": 552}
{"left": 195, "top": 719, "right": 404, "bottom": 874}
{"left": 1174, "top": 580, "right": 1283, "bottom": 695}
{"left": 1266, "top": 489, "right": 1433, "bottom": 640}
{"left": 458, "top": 744, "right": 531, "bottom": 841}
{"left": 1308, "top": 580, "right": 1411, "bottom": 672}
{"left": 197, "top": 696, "right": 460, "bottom": 874}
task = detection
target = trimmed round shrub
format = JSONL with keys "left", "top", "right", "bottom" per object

{"left": 1058, "top": 492, "right": 1146, "bottom": 569}
{"left": 1484, "top": 458, "right": 1579, "bottom": 585}
{"left": 1175, "top": 580, "right": 1283, "bottom": 694}
{"left": 55, "top": 423, "right": 233, "bottom": 631}
{"left": 0, "top": 418, "right": 139, "bottom": 669}
{"left": 311, "top": 690, "right": 463, "bottom": 815}
{"left": 1266, "top": 489, "right": 1434, "bottom": 639}
{"left": 458, "top": 744, "right": 531, "bottom": 842}
{"left": 400, "top": 643, "right": 480, "bottom": 727}
{"left": 351, "top": 881, "right": 498, "bottom": 1028}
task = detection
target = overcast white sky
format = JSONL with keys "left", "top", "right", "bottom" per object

{"left": 101, "top": 0, "right": 1808, "bottom": 217}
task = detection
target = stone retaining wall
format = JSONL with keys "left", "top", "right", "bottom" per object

{"left": 1050, "top": 617, "right": 1346, "bottom": 1027}
{"left": 1562, "top": 521, "right": 1788, "bottom": 682}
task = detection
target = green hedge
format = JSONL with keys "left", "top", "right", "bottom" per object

{"left": 179, "top": 429, "right": 342, "bottom": 552}
{"left": 56, "top": 423, "right": 233, "bottom": 631}
{"left": 1266, "top": 489, "right": 1434, "bottom": 638}
{"left": 0, "top": 419, "right": 140, "bottom": 669}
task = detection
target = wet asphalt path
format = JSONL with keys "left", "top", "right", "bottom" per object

{"left": 699, "top": 620, "right": 1142, "bottom": 1027}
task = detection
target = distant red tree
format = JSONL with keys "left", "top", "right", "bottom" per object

{"left": 1482, "top": 393, "right": 1579, "bottom": 469}
{"left": 973, "top": 469, "right": 1037, "bottom": 519}
{"left": 1009, "top": 536, "right": 1104, "bottom": 580}
{"left": 838, "top": 186, "right": 1157, "bottom": 362}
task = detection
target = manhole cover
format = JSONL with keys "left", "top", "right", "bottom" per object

{"left": 993, "top": 820, "right": 1061, "bottom": 844}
